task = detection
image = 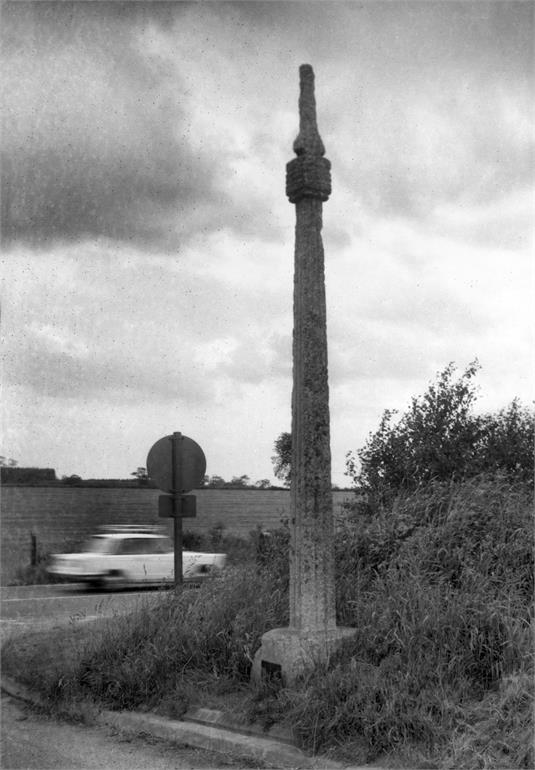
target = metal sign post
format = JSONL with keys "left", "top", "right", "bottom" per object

{"left": 171, "top": 432, "right": 183, "bottom": 586}
{"left": 147, "top": 431, "right": 206, "bottom": 589}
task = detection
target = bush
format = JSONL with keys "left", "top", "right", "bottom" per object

{"left": 182, "top": 526, "right": 256, "bottom": 566}
{"left": 346, "top": 362, "right": 534, "bottom": 511}
{"left": 337, "top": 475, "right": 533, "bottom": 606}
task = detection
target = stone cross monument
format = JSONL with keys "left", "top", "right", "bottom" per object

{"left": 252, "top": 64, "right": 354, "bottom": 686}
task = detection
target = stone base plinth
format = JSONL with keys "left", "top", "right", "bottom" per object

{"left": 251, "top": 626, "right": 355, "bottom": 687}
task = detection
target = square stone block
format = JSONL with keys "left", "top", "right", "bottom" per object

{"left": 251, "top": 625, "right": 355, "bottom": 687}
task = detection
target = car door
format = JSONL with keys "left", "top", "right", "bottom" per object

{"left": 114, "top": 538, "right": 146, "bottom": 581}
{"left": 128, "top": 536, "right": 173, "bottom": 583}
{"left": 150, "top": 536, "right": 174, "bottom": 582}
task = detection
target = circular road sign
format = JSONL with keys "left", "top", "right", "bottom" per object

{"left": 146, "top": 433, "right": 206, "bottom": 493}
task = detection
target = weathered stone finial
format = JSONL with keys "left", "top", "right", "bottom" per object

{"left": 293, "top": 64, "right": 325, "bottom": 157}
{"left": 286, "top": 64, "right": 331, "bottom": 203}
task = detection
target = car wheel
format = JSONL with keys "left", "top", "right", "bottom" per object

{"left": 104, "top": 570, "right": 127, "bottom": 590}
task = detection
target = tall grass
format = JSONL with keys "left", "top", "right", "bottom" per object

{"left": 259, "top": 475, "right": 534, "bottom": 766}
{"left": 2, "top": 474, "right": 532, "bottom": 767}
{"left": 49, "top": 566, "right": 286, "bottom": 711}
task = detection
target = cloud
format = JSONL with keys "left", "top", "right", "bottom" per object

{"left": 2, "top": 248, "right": 231, "bottom": 403}
{"left": 1, "top": 3, "right": 230, "bottom": 248}
{"left": 428, "top": 187, "right": 534, "bottom": 251}
{"left": 1, "top": 239, "right": 294, "bottom": 406}
{"left": 324, "top": 201, "right": 533, "bottom": 397}
{"left": 2, "top": 2, "right": 531, "bottom": 250}
{"left": 217, "top": 331, "right": 292, "bottom": 385}
{"left": 318, "top": 3, "right": 534, "bottom": 220}
{"left": 330, "top": 65, "right": 532, "bottom": 220}
{"left": 1, "top": 2, "right": 532, "bottom": 483}
{"left": 5, "top": 327, "right": 215, "bottom": 405}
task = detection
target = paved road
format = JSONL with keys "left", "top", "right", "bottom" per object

{"left": 1, "top": 584, "right": 174, "bottom": 640}
{"left": 1, "top": 693, "right": 251, "bottom": 769}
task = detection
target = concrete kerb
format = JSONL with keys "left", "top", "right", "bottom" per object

{"left": 1, "top": 675, "right": 379, "bottom": 770}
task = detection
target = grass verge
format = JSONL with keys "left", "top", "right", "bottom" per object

{"left": 2, "top": 475, "right": 533, "bottom": 768}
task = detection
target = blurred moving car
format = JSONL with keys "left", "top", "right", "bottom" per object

{"left": 47, "top": 524, "right": 227, "bottom": 589}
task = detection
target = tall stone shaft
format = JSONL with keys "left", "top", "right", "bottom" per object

{"left": 287, "top": 64, "right": 335, "bottom": 633}
{"left": 251, "top": 65, "right": 353, "bottom": 685}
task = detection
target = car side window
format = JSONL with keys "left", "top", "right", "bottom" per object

{"left": 152, "top": 537, "right": 173, "bottom": 553}
{"left": 116, "top": 539, "right": 136, "bottom": 555}
{"left": 116, "top": 538, "right": 155, "bottom": 555}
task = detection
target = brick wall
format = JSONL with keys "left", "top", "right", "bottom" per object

{"left": 1, "top": 487, "right": 355, "bottom": 584}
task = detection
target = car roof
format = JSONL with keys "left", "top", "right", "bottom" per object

{"left": 94, "top": 526, "right": 168, "bottom": 539}
{"left": 95, "top": 532, "right": 166, "bottom": 539}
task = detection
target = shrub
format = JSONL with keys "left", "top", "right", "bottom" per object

{"left": 182, "top": 527, "right": 256, "bottom": 566}
{"left": 337, "top": 475, "right": 533, "bottom": 608}
{"left": 346, "top": 362, "right": 534, "bottom": 511}
{"left": 182, "top": 530, "right": 204, "bottom": 550}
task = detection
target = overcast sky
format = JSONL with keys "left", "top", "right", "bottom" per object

{"left": 1, "top": 1, "right": 533, "bottom": 485}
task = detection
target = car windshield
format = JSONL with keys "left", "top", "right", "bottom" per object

{"left": 82, "top": 536, "right": 117, "bottom": 554}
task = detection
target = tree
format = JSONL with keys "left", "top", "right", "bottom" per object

{"left": 0, "top": 457, "right": 18, "bottom": 466}
{"left": 131, "top": 467, "right": 149, "bottom": 485}
{"left": 203, "top": 475, "right": 272, "bottom": 489}
{"left": 62, "top": 474, "right": 82, "bottom": 485}
{"left": 346, "top": 361, "right": 534, "bottom": 508}
{"left": 272, "top": 432, "right": 291, "bottom": 486}
{"left": 204, "top": 475, "right": 227, "bottom": 488}
{"left": 229, "top": 475, "right": 251, "bottom": 488}
{"left": 477, "top": 399, "right": 534, "bottom": 481}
